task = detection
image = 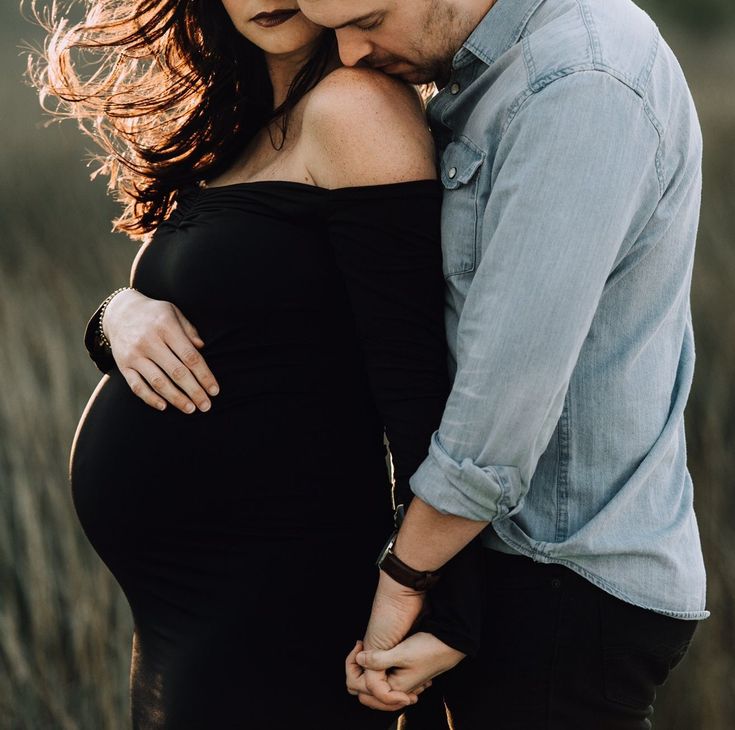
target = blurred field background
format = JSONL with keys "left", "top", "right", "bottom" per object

{"left": 1, "top": 1, "right": 733, "bottom": 728}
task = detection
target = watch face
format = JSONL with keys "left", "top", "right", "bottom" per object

{"left": 376, "top": 530, "right": 398, "bottom": 567}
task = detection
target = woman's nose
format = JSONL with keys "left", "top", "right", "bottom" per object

{"left": 335, "top": 28, "right": 374, "bottom": 67}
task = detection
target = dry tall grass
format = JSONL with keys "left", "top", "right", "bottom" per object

{"left": 1, "top": 7, "right": 733, "bottom": 730}
{"left": 0, "top": 138, "right": 135, "bottom": 729}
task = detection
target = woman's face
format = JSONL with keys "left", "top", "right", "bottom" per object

{"left": 220, "top": 1, "right": 324, "bottom": 56}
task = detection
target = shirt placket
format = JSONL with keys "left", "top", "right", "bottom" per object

{"left": 427, "top": 61, "right": 479, "bottom": 154}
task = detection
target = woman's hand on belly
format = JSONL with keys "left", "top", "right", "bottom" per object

{"left": 103, "top": 288, "right": 220, "bottom": 413}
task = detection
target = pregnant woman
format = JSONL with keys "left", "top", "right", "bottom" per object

{"left": 31, "top": 1, "right": 484, "bottom": 727}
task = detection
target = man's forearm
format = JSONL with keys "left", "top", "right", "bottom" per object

{"left": 392, "top": 496, "right": 489, "bottom": 573}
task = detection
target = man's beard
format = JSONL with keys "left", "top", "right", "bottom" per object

{"left": 363, "top": 50, "right": 453, "bottom": 85}
{"left": 396, "top": 3, "right": 463, "bottom": 84}
{"left": 398, "top": 57, "right": 453, "bottom": 85}
{"left": 361, "top": 0, "right": 463, "bottom": 84}
{"left": 409, "top": 0, "right": 471, "bottom": 85}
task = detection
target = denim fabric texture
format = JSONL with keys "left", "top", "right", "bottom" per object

{"left": 410, "top": 0, "right": 709, "bottom": 619}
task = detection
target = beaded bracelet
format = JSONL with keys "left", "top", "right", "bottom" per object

{"left": 97, "top": 286, "right": 134, "bottom": 349}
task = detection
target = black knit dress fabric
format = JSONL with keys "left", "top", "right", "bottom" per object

{"left": 71, "top": 180, "right": 484, "bottom": 730}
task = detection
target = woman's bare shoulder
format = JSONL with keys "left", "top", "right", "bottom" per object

{"left": 302, "top": 67, "right": 436, "bottom": 188}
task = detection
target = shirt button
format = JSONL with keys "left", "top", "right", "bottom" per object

{"left": 448, "top": 167, "right": 457, "bottom": 179}
{"left": 450, "top": 82, "right": 461, "bottom": 95}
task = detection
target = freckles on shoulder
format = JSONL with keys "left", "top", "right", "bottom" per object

{"left": 303, "top": 67, "right": 438, "bottom": 188}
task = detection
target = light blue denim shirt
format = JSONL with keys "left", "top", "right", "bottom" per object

{"left": 410, "top": 0, "right": 709, "bottom": 619}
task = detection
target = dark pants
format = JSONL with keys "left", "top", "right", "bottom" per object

{"left": 401, "top": 550, "right": 698, "bottom": 730}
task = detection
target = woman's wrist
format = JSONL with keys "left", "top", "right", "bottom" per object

{"left": 84, "top": 287, "right": 136, "bottom": 374}
{"left": 98, "top": 286, "right": 135, "bottom": 345}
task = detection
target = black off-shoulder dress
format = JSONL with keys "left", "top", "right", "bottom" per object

{"left": 71, "top": 180, "right": 484, "bottom": 730}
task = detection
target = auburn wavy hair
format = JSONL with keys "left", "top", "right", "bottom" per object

{"left": 25, "top": 0, "right": 336, "bottom": 239}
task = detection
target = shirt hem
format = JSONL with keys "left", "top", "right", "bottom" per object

{"left": 484, "top": 528, "right": 710, "bottom": 621}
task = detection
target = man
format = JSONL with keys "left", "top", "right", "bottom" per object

{"left": 297, "top": 0, "right": 708, "bottom": 727}
{"left": 84, "top": 0, "right": 708, "bottom": 725}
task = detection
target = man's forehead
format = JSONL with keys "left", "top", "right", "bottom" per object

{"left": 298, "top": 0, "right": 385, "bottom": 28}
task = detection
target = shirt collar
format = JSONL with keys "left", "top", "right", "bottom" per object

{"left": 452, "top": 0, "right": 546, "bottom": 69}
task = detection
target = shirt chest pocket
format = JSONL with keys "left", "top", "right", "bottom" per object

{"left": 439, "top": 137, "right": 486, "bottom": 278}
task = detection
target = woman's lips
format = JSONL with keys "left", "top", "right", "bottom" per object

{"left": 251, "top": 9, "right": 300, "bottom": 28}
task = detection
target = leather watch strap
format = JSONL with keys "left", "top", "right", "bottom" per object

{"left": 378, "top": 546, "right": 442, "bottom": 592}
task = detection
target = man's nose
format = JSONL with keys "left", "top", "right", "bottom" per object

{"left": 335, "top": 28, "right": 373, "bottom": 67}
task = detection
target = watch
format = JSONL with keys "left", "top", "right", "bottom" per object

{"left": 375, "top": 508, "right": 443, "bottom": 592}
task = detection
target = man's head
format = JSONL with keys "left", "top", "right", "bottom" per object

{"left": 298, "top": 0, "right": 494, "bottom": 84}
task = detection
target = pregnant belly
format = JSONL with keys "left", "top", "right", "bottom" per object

{"left": 69, "top": 369, "right": 390, "bottom": 566}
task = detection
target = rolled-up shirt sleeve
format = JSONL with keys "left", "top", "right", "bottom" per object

{"left": 410, "top": 70, "right": 662, "bottom": 521}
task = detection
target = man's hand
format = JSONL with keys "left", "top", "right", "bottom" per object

{"left": 345, "top": 570, "right": 426, "bottom": 710}
{"left": 345, "top": 631, "right": 465, "bottom": 712}
{"left": 363, "top": 570, "right": 426, "bottom": 653}
{"left": 359, "top": 632, "right": 465, "bottom": 693}
{"left": 346, "top": 640, "right": 421, "bottom": 712}
{"left": 102, "top": 289, "right": 219, "bottom": 413}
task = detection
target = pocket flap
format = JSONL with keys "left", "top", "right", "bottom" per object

{"left": 440, "top": 137, "right": 485, "bottom": 189}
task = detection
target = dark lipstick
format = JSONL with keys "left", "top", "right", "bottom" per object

{"left": 251, "top": 9, "right": 300, "bottom": 28}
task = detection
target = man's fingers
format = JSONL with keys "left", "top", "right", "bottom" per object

{"left": 347, "top": 641, "right": 415, "bottom": 711}
{"left": 356, "top": 647, "right": 405, "bottom": 671}
{"left": 135, "top": 359, "right": 197, "bottom": 414}
{"left": 345, "top": 641, "right": 369, "bottom": 696}
{"left": 358, "top": 692, "right": 415, "bottom": 712}
{"left": 364, "top": 668, "right": 416, "bottom": 707}
{"left": 387, "top": 667, "right": 437, "bottom": 695}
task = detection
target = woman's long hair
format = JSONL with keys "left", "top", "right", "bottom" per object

{"left": 25, "top": 1, "right": 336, "bottom": 239}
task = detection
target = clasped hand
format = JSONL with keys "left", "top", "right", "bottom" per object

{"left": 344, "top": 571, "right": 466, "bottom": 712}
